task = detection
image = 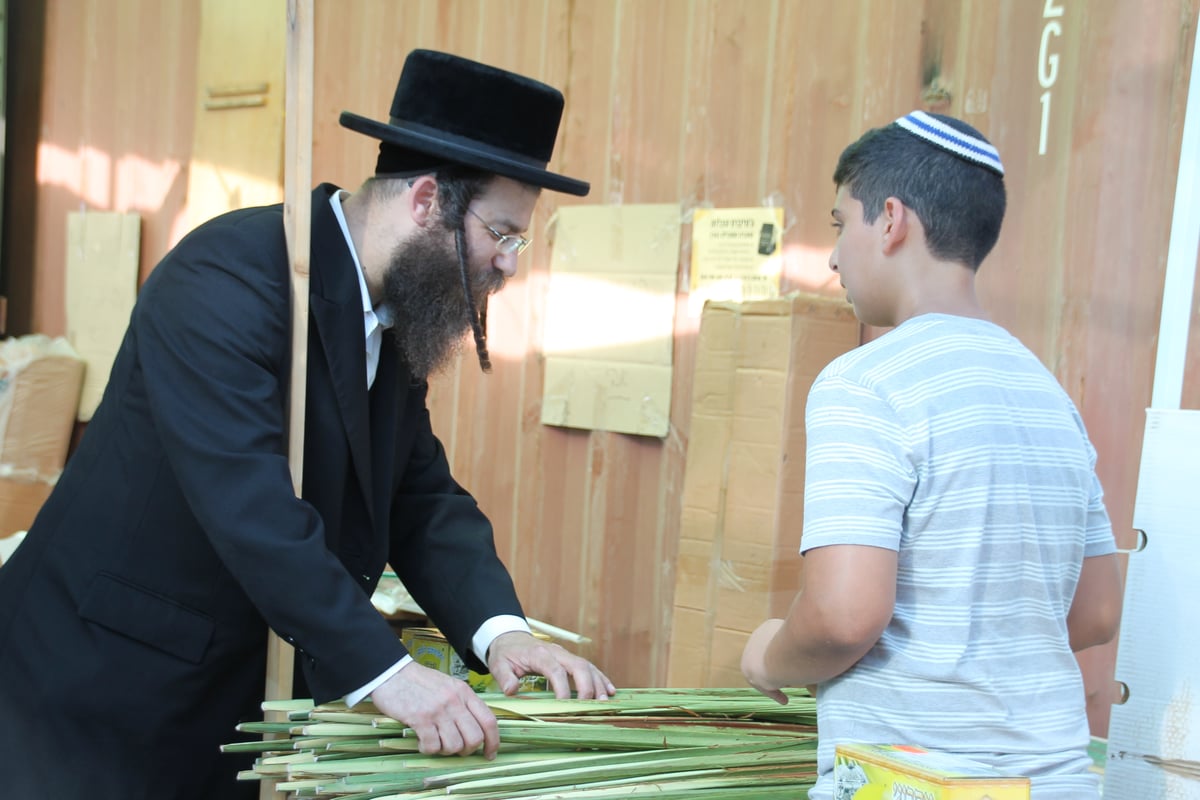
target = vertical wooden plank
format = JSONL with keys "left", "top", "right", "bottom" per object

{"left": 679, "top": 0, "right": 766, "bottom": 207}
{"left": 505, "top": 0, "right": 562, "bottom": 597}
{"left": 451, "top": 0, "right": 557, "bottom": 585}
{"left": 261, "top": 9, "right": 312, "bottom": 790}
{"left": 609, "top": 0, "right": 693, "bottom": 204}
{"left": 1055, "top": 0, "right": 1198, "bottom": 736}
{"left": 283, "top": 0, "right": 313, "bottom": 511}
{"left": 185, "top": 0, "right": 286, "bottom": 228}
{"left": 609, "top": 0, "right": 694, "bottom": 683}
{"left": 771, "top": 0, "right": 847, "bottom": 297}
{"left": 542, "top": 0, "right": 619, "bottom": 652}
{"left": 257, "top": 6, "right": 309, "bottom": 798}
{"left": 567, "top": 0, "right": 639, "bottom": 683}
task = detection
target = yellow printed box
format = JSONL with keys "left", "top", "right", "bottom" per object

{"left": 401, "top": 626, "right": 548, "bottom": 693}
{"left": 402, "top": 627, "right": 469, "bottom": 680}
{"left": 834, "top": 743, "right": 1030, "bottom": 800}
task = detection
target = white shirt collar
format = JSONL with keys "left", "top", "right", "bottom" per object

{"left": 329, "top": 190, "right": 392, "bottom": 334}
{"left": 330, "top": 190, "right": 391, "bottom": 389}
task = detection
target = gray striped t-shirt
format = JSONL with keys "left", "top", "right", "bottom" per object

{"left": 801, "top": 314, "right": 1116, "bottom": 800}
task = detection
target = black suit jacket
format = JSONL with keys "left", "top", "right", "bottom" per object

{"left": 0, "top": 184, "right": 523, "bottom": 799}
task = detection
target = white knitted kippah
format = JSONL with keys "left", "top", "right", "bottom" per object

{"left": 894, "top": 110, "right": 1004, "bottom": 176}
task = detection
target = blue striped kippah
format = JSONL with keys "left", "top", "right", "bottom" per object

{"left": 894, "top": 110, "right": 1004, "bottom": 176}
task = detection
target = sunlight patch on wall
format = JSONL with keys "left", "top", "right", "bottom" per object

{"left": 542, "top": 271, "right": 676, "bottom": 358}
{"left": 37, "top": 142, "right": 183, "bottom": 215}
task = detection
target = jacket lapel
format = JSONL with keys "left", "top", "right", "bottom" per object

{"left": 308, "top": 185, "right": 374, "bottom": 522}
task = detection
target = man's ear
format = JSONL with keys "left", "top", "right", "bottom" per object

{"left": 880, "top": 196, "right": 910, "bottom": 255}
{"left": 406, "top": 175, "right": 440, "bottom": 227}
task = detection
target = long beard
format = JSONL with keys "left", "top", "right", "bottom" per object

{"left": 381, "top": 225, "right": 506, "bottom": 379}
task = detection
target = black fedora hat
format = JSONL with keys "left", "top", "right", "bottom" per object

{"left": 340, "top": 49, "right": 589, "bottom": 197}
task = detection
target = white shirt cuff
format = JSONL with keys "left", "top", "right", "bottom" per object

{"left": 346, "top": 614, "right": 530, "bottom": 707}
{"left": 345, "top": 655, "right": 412, "bottom": 708}
{"left": 472, "top": 615, "right": 531, "bottom": 663}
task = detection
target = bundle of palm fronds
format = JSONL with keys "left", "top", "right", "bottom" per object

{"left": 225, "top": 687, "right": 818, "bottom": 799}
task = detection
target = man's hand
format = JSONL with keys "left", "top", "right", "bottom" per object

{"left": 487, "top": 631, "right": 616, "bottom": 700}
{"left": 741, "top": 618, "right": 790, "bottom": 705}
{"left": 370, "top": 661, "right": 500, "bottom": 759}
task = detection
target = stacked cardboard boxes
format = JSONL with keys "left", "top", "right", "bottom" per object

{"left": 667, "top": 294, "right": 860, "bottom": 687}
{"left": 0, "top": 336, "right": 86, "bottom": 539}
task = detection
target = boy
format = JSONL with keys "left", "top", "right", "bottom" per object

{"left": 741, "top": 111, "right": 1122, "bottom": 799}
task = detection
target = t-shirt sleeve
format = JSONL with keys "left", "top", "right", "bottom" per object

{"left": 800, "top": 371, "right": 916, "bottom": 554}
{"left": 1075, "top": 402, "right": 1118, "bottom": 561}
{"left": 1083, "top": 471, "right": 1117, "bottom": 558}
{"left": 1079, "top": 425, "right": 1118, "bottom": 558}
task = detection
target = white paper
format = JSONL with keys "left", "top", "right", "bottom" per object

{"left": 1106, "top": 408, "right": 1200, "bottom": 798}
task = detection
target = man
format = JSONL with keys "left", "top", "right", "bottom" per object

{"left": 740, "top": 111, "right": 1123, "bottom": 799}
{"left": 0, "top": 49, "right": 613, "bottom": 799}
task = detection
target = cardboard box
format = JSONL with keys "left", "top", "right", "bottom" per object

{"left": 402, "top": 626, "right": 471, "bottom": 681}
{"left": 666, "top": 294, "right": 860, "bottom": 686}
{"left": 0, "top": 477, "right": 54, "bottom": 539}
{"left": 0, "top": 336, "right": 86, "bottom": 478}
{"left": 835, "top": 743, "right": 1030, "bottom": 800}
{"left": 0, "top": 336, "right": 85, "bottom": 538}
{"left": 401, "top": 626, "right": 548, "bottom": 693}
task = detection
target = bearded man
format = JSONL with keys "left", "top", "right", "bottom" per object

{"left": 0, "top": 49, "right": 613, "bottom": 800}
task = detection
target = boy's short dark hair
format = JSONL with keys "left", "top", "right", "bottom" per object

{"left": 832, "top": 114, "right": 1006, "bottom": 270}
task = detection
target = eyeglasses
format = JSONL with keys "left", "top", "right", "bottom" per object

{"left": 468, "top": 208, "right": 531, "bottom": 255}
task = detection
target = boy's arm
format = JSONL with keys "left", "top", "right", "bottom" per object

{"left": 1066, "top": 552, "right": 1123, "bottom": 651}
{"left": 742, "top": 543, "right": 897, "bottom": 701}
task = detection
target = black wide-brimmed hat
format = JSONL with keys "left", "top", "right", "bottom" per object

{"left": 340, "top": 49, "right": 589, "bottom": 197}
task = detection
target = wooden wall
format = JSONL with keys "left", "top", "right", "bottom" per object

{"left": 10, "top": 0, "right": 1200, "bottom": 736}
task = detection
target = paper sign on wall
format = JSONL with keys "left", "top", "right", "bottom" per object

{"left": 689, "top": 207, "right": 785, "bottom": 315}
{"left": 542, "top": 204, "right": 680, "bottom": 438}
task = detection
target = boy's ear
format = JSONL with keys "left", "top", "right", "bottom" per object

{"left": 880, "top": 196, "right": 910, "bottom": 255}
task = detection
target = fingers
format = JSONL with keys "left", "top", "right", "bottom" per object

{"left": 744, "top": 677, "right": 789, "bottom": 705}
{"left": 372, "top": 663, "right": 500, "bottom": 760}
{"left": 537, "top": 650, "right": 614, "bottom": 700}
{"left": 593, "top": 665, "right": 617, "bottom": 699}
{"left": 424, "top": 692, "right": 497, "bottom": 758}
{"left": 542, "top": 659, "right": 573, "bottom": 699}
{"left": 570, "top": 662, "right": 615, "bottom": 700}
{"left": 489, "top": 637, "right": 617, "bottom": 701}
{"left": 417, "top": 720, "right": 459, "bottom": 756}
{"left": 466, "top": 691, "right": 501, "bottom": 759}
{"left": 489, "top": 660, "right": 519, "bottom": 695}
{"left": 411, "top": 694, "right": 492, "bottom": 758}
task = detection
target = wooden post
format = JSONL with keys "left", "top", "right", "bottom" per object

{"left": 261, "top": 1, "right": 311, "bottom": 797}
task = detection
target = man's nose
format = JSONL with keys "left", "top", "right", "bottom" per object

{"left": 828, "top": 247, "right": 839, "bottom": 272}
{"left": 493, "top": 250, "right": 520, "bottom": 279}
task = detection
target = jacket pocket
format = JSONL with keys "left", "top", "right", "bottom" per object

{"left": 79, "top": 572, "right": 214, "bottom": 664}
